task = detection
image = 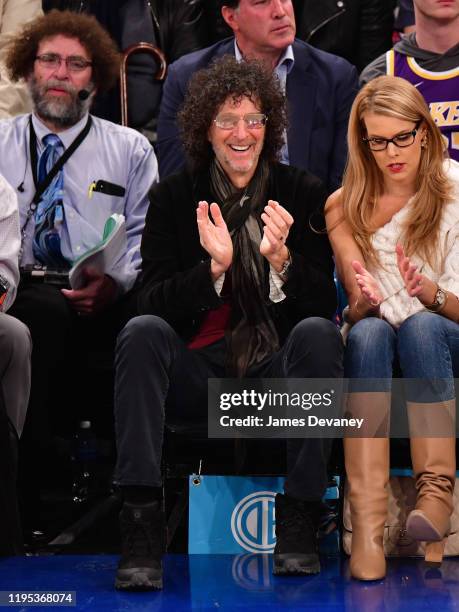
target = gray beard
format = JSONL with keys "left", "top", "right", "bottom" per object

{"left": 30, "top": 76, "right": 93, "bottom": 129}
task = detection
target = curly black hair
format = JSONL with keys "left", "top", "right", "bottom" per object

{"left": 5, "top": 10, "right": 120, "bottom": 93}
{"left": 178, "top": 55, "right": 287, "bottom": 169}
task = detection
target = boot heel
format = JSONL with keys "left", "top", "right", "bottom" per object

{"left": 425, "top": 538, "right": 447, "bottom": 567}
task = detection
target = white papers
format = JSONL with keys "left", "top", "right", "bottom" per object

{"left": 69, "top": 213, "right": 126, "bottom": 289}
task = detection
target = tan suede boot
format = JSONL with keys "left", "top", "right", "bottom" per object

{"left": 344, "top": 392, "right": 390, "bottom": 580}
{"left": 406, "top": 400, "right": 456, "bottom": 566}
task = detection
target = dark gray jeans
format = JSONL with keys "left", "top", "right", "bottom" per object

{"left": 113, "top": 315, "right": 343, "bottom": 501}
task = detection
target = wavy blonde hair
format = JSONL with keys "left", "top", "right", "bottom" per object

{"left": 342, "top": 75, "right": 452, "bottom": 270}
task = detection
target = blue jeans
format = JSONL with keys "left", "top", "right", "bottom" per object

{"left": 344, "top": 312, "right": 459, "bottom": 402}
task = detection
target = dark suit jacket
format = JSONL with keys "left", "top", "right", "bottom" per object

{"left": 138, "top": 163, "right": 337, "bottom": 343}
{"left": 156, "top": 37, "right": 358, "bottom": 191}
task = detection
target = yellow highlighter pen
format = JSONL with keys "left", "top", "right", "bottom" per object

{"left": 88, "top": 181, "right": 96, "bottom": 199}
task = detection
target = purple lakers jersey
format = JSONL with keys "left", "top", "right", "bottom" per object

{"left": 386, "top": 49, "right": 459, "bottom": 162}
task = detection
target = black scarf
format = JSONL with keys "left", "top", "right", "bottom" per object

{"left": 210, "top": 159, "right": 279, "bottom": 376}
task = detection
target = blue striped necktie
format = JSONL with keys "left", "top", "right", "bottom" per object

{"left": 33, "top": 133, "right": 70, "bottom": 269}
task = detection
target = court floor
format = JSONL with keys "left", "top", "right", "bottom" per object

{"left": 1, "top": 553, "right": 459, "bottom": 611}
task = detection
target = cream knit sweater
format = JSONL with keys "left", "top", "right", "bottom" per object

{"left": 368, "top": 159, "right": 459, "bottom": 327}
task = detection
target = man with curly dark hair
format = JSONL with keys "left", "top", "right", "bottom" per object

{"left": 113, "top": 55, "right": 343, "bottom": 591}
{"left": 178, "top": 55, "right": 286, "bottom": 170}
{"left": 5, "top": 9, "right": 120, "bottom": 96}
{"left": 0, "top": 10, "right": 158, "bottom": 534}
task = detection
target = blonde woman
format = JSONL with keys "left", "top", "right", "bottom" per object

{"left": 326, "top": 75, "right": 459, "bottom": 580}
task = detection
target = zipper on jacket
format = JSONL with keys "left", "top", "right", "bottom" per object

{"left": 306, "top": 2, "right": 346, "bottom": 41}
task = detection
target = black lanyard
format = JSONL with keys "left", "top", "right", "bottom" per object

{"left": 29, "top": 114, "right": 93, "bottom": 204}
{"left": 20, "top": 114, "right": 93, "bottom": 256}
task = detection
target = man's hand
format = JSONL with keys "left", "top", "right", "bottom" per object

{"left": 396, "top": 244, "right": 436, "bottom": 304}
{"left": 260, "top": 200, "right": 293, "bottom": 271}
{"left": 196, "top": 201, "right": 233, "bottom": 281}
{"left": 61, "top": 268, "right": 118, "bottom": 315}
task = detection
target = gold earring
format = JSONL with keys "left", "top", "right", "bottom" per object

{"left": 421, "top": 137, "right": 427, "bottom": 148}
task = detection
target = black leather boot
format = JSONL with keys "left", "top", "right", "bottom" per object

{"left": 273, "top": 493, "right": 321, "bottom": 575}
{"left": 116, "top": 501, "right": 164, "bottom": 590}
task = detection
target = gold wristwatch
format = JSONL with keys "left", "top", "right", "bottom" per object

{"left": 425, "top": 285, "right": 448, "bottom": 313}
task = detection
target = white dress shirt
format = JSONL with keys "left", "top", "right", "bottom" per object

{"left": 0, "top": 112, "right": 159, "bottom": 293}
{"left": 0, "top": 173, "right": 20, "bottom": 310}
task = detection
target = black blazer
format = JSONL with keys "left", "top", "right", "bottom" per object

{"left": 138, "top": 163, "right": 337, "bottom": 344}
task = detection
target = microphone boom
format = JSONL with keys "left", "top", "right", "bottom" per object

{"left": 78, "top": 89, "right": 90, "bottom": 101}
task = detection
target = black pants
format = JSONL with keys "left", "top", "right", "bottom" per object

{"left": 9, "top": 281, "right": 139, "bottom": 517}
{"left": 0, "top": 390, "right": 22, "bottom": 554}
{"left": 113, "top": 315, "right": 343, "bottom": 501}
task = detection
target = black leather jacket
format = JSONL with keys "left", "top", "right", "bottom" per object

{"left": 43, "top": 0, "right": 207, "bottom": 126}
{"left": 43, "top": 0, "right": 207, "bottom": 63}
{"left": 294, "top": 0, "right": 395, "bottom": 72}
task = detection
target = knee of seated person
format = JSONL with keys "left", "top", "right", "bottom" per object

{"left": 0, "top": 315, "right": 32, "bottom": 359}
{"left": 398, "top": 310, "right": 443, "bottom": 342}
{"left": 290, "top": 317, "right": 341, "bottom": 347}
{"left": 117, "top": 314, "right": 174, "bottom": 347}
{"left": 347, "top": 316, "right": 393, "bottom": 349}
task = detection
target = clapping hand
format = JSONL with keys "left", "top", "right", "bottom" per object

{"left": 352, "top": 260, "right": 383, "bottom": 308}
{"left": 260, "top": 200, "right": 293, "bottom": 270}
{"left": 196, "top": 201, "right": 233, "bottom": 280}
{"left": 395, "top": 244, "right": 424, "bottom": 298}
